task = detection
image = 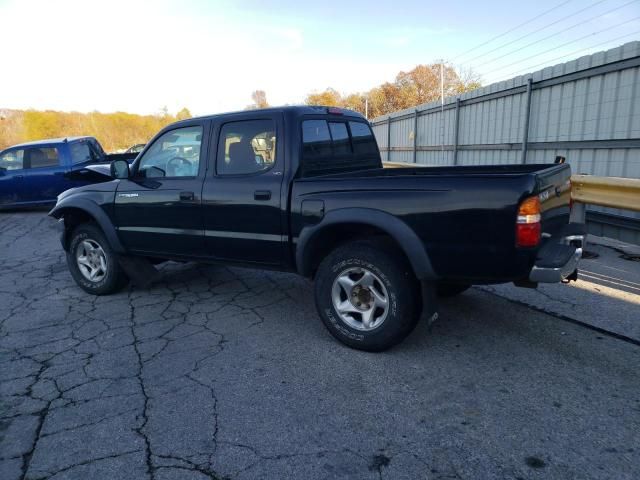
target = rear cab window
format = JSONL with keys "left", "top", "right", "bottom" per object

{"left": 302, "top": 120, "right": 331, "bottom": 159}
{"left": 300, "top": 118, "right": 380, "bottom": 176}
{"left": 348, "top": 121, "right": 378, "bottom": 155}
{"left": 328, "top": 122, "right": 351, "bottom": 155}
{"left": 70, "top": 141, "right": 93, "bottom": 164}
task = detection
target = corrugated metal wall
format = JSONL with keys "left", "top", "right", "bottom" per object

{"left": 371, "top": 41, "right": 640, "bottom": 244}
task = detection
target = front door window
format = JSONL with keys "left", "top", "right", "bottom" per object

{"left": 0, "top": 150, "right": 25, "bottom": 170}
{"left": 137, "top": 126, "right": 203, "bottom": 178}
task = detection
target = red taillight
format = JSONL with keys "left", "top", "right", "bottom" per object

{"left": 516, "top": 196, "right": 541, "bottom": 247}
{"left": 516, "top": 223, "right": 541, "bottom": 247}
{"left": 327, "top": 107, "right": 344, "bottom": 115}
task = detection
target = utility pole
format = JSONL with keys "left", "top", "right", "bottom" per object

{"left": 365, "top": 97, "right": 369, "bottom": 119}
{"left": 440, "top": 60, "right": 445, "bottom": 162}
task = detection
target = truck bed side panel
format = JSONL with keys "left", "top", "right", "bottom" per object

{"left": 291, "top": 164, "right": 572, "bottom": 283}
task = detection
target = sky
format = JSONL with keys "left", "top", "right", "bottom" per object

{"left": 0, "top": 0, "right": 638, "bottom": 116}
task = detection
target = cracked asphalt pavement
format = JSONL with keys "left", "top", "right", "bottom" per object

{"left": 1, "top": 211, "right": 639, "bottom": 480}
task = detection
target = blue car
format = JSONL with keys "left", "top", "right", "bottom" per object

{"left": 0, "top": 136, "right": 134, "bottom": 209}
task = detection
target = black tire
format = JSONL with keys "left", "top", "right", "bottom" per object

{"left": 436, "top": 283, "right": 471, "bottom": 298}
{"left": 314, "top": 240, "right": 421, "bottom": 352}
{"left": 67, "top": 223, "right": 129, "bottom": 295}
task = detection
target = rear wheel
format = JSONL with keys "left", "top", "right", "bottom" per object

{"left": 67, "top": 223, "right": 128, "bottom": 295}
{"left": 314, "top": 240, "right": 421, "bottom": 352}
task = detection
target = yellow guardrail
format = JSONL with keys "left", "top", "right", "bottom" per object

{"left": 571, "top": 175, "right": 640, "bottom": 212}
{"left": 382, "top": 161, "right": 418, "bottom": 168}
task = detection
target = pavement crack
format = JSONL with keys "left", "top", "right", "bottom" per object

{"left": 128, "top": 295, "right": 154, "bottom": 480}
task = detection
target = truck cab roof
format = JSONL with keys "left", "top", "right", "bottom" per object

{"left": 7, "top": 136, "right": 95, "bottom": 150}
{"left": 176, "top": 105, "right": 367, "bottom": 125}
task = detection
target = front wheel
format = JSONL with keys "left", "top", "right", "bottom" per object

{"left": 67, "top": 223, "right": 129, "bottom": 295}
{"left": 314, "top": 240, "right": 421, "bottom": 352}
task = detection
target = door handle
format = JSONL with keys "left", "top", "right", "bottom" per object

{"left": 14, "top": 175, "right": 24, "bottom": 179}
{"left": 179, "top": 191, "right": 195, "bottom": 201}
{"left": 254, "top": 190, "right": 271, "bottom": 201}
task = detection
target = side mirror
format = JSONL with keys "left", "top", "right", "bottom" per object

{"left": 110, "top": 159, "right": 130, "bottom": 179}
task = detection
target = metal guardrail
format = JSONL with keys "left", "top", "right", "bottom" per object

{"left": 382, "top": 161, "right": 417, "bottom": 168}
{"left": 571, "top": 175, "right": 640, "bottom": 213}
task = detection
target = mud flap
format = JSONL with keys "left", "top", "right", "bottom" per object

{"left": 118, "top": 256, "right": 162, "bottom": 288}
{"left": 420, "top": 281, "right": 439, "bottom": 327}
{"left": 562, "top": 269, "right": 579, "bottom": 284}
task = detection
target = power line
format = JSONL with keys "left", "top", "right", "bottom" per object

{"left": 462, "top": 0, "right": 609, "bottom": 65}
{"left": 453, "top": 0, "right": 574, "bottom": 60}
{"left": 482, "top": 20, "right": 640, "bottom": 81}
{"left": 479, "top": 15, "right": 640, "bottom": 76}
{"left": 490, "top": 31, "right": 640, "bottom": 82}
{"left": 472, "top": 0, "right": 639, "bottom": 69}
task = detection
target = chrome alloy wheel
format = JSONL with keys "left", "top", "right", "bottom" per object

{"left": 76, "top": 239, "right": 108, "bottom": 282}
{"left": 331, "top": 267, "right": 389, "bottom": 331}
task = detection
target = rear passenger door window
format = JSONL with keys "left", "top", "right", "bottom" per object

{"left": 217, "top": 119, "right": 276, "bottom": 175}
{"left": 25, "top": 147, "right": 59, "bottom": 168}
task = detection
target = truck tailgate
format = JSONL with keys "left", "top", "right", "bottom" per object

{"left": 529, "top": 163, "right": 584, "bottom": 284}
{"left": 535, "top": 164, "right": 572, "bottom": 238}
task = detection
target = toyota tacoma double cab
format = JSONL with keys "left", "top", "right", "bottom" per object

{"left": 50, "top": 106, "right": 584, "bottom": 351}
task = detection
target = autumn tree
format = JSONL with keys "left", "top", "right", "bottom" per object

{"left": 176, "top": 107, "right": 192, "bottom": 120}
{"left": 0, "top": 110, "right": 24, "bottom": 148}
{"left": 0, "top": 108, "right": 194, "bottom": 152}
{"left": 304, "top": 63, "right": 481, "bottom": 118}
{"left": 342, "top": 93, "right": 367, "bottom": 114}
{"left": 305, "top": 88, "right": 343, "bottom": 107}
{"left": 246, "top": 90, "right": 269, "bottom": 110}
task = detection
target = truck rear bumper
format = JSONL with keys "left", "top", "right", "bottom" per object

{"left": 529, "top": 245, "right": 582, "bottom": 283}
{"left": 529, "top": 223, "right": 585, "bottom": 283}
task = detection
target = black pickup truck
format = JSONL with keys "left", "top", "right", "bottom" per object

{"left": 50, "top": 106, "right": 584, "bottom": 351}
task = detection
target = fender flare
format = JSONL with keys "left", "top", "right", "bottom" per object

{"left": 49, "top": 197, "right": 125, "bottom": 253}
{"left": 296, "top": 208, "right": 437, "bottom": 280}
